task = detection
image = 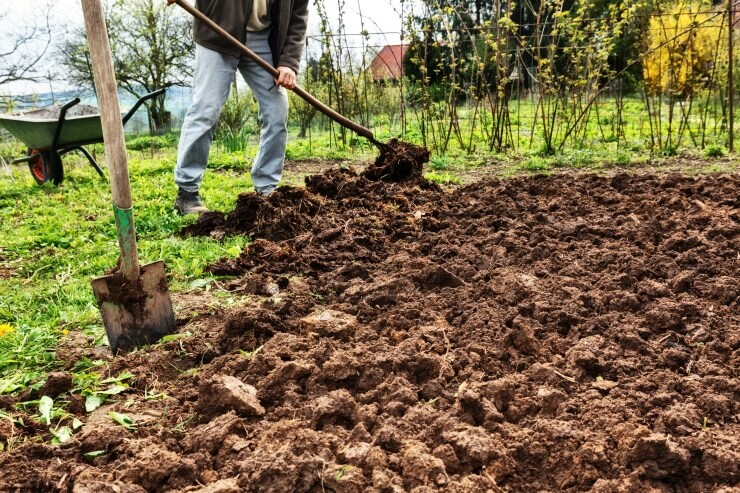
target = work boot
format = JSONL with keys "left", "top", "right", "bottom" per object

{"left": 174, "top": 188, "right": 210, "bottom": 215}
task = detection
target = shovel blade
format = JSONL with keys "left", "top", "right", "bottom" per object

{"left": 91, "top": 260, "right": 175, "bottom": 354}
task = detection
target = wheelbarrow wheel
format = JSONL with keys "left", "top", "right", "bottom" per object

{"left": 27, "top": 149, "right": 64, "bottom": 186}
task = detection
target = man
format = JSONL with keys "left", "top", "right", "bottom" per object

{"left": 169, "top": 0, "right": 309, "bottom": 215}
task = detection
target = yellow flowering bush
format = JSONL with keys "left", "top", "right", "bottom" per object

{"left": 644, "top": 0, "right": 724, "bottom": 96}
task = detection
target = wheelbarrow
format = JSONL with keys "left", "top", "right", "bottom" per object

{"left": 0, "top": 88, "right": 165, "bottom": 186}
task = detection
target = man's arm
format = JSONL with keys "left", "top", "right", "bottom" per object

{"left": 277, "top": 0, "right": 309, "bottom": 75}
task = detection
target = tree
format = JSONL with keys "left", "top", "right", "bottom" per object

{"left": 0, "top": 4, "right": 52, "bottom": 87}
{"left": 57, "top": 0, "right": 193, "bottom": 131}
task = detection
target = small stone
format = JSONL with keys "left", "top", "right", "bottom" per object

{"left": 186, "top": 478, "right": 240, "bottom": 493}
{"left": 592, "top": 378, "right": 618, "bottom": 393}
{"left": 72, "top": 481, "right": 146, "bottom": 493}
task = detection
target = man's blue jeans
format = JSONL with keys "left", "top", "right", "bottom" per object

{"left": 174, "top": 30, "right": 289, "bottom": 195}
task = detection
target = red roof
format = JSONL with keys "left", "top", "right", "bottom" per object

{"left": 370, "top": 45, "right": 409, "bottom": 80}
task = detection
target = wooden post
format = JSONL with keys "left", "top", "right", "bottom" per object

{"left": 82, "top": 0, "right": 140, "bottom": 281}
{"left": 730, "top": 0, "right": 735, "bottom": 152}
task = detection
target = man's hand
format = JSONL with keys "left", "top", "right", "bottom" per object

{"left": 275, "top": 66, "right": 297, "bottom": 90}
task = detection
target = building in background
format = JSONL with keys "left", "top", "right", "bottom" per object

{"left": 370, "top": 44, "right": 408, "bottom": 82}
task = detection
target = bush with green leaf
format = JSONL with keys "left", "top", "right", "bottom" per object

{"left": 126, "top": 134, "right": 177, "bottom": 151}
{"left": 703, "top": 144, "right": 725, "bottom": 158}
{"left": 216, "top": 88, "right": 259, "bottom": 153}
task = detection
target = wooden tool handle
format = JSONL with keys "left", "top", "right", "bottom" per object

{"left": 82, "top": 0, "right": 140, "bottom": 281}
{"left": 173, "top": 0, "right": 376, "bottom": 141}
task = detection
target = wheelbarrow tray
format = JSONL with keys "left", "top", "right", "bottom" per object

{"left": 0, "top": 106, "right": 117, "bottom": 150}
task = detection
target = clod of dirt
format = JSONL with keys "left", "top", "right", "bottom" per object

{"left": 198, "top": 375, "right": 265, "bottom": 418}
{"left": 300, "top": 309, "right": 357, "bottom": 340}
{"left": 38, "top": 372, "right": 73, "bottom": 398}
{"left": 361, "top": 139, "right": 430, "bottom": 182}
{"left": 304, "top": 166, "right": 358, "bottom": 199}
{"left": 183, "top": 478, "right": 240, "bottom": 492}
{"left": 400, "top": 441, "right": 448, "bottom": 489}
{"left": 179, "top": 211, "right": 227, "bottom": 238}
{"left": 630, "top": 433, "right": 691, "bottom": 478}
{"left": 71, "top": 479, "right": 146, "bottom": 493}
{"left": 311, "top": 389, "right": 358, "bottom": 430}
{"left": 116, "top": 438, "right": 185, "bottom": 491}
{"left": 180, "top": 187, "right": 324, "bottom": 241}
{"left": 182, "top": 412, "right": 241, "bottom": 454}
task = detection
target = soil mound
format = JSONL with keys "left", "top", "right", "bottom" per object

{"left": 361, "top": 138, "right": 430, "bottom": 182}
{"left": 304, "top": 166, "right": 357, "bottom": 199}
{"left": 182, "top": 157, "right": 439, "bottom": 249}
{"left": 1, "top": 169, "right": 738, "bottom": 492}
{"left": 181, "top": 186, "right": 325, "bottom": 241}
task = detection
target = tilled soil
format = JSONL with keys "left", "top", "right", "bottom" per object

{"left": 0, "top": 164, "right": 738, "bottom": 492}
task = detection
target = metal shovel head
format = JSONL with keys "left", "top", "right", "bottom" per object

{"left": 91, "top": 260, "right": 175, "bottom": 354}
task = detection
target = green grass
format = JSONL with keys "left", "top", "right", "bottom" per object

{"left": 0, "top": 145, "right": 248, "bottom": 397}
{"left": 424, "top": 171, "right": 462, "bottom": 185}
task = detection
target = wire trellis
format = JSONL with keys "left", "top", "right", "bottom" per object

{"left": 300, "top": 1, "right": 736, "bottom": 156}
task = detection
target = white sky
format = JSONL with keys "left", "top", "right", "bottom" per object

{"left": 0, "top": 0, "right": 409, "bottom": 96}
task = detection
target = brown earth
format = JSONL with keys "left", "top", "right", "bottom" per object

{"left": 0, "top": 160, "right": 738, "bottom": 492}
{"left": 15, "top": 104, "right": 101, "bottom": 119}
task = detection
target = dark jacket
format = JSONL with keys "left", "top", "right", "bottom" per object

{"left": 193, "top": 0, "right": 308, "bottom": 73}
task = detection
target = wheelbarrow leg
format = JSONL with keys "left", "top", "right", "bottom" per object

{"left": 60, "top": 146, "right": 106, "bottom": 179}
{"left": 44, "top": 98, "right": 82, "bottom": 187}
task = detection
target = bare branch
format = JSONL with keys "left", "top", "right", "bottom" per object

{"left": 0, "top": 2, "right": 53, "bottom": 86}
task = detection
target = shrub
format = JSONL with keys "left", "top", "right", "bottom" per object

{"left": 522, "top": 157, "right": 550, "bottom": 171}
{"left": 429, "top": 157, "right": 451, "bottom": 171}
{"left": 703, "top": 144, "right": 725, "bottom": 158}
{"left": 126, "top": 134, "right": 177, "bottom": 151}
{"left": 660, "top": 145, "right": 678, "bottom": 157}
{"left": 216, "top": 88, "right": 258, "bottom": 153}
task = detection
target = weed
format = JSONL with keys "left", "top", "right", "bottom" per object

{"left": 206, "top": 151, "right": 249, "bottom": 172}
{"left": 126, "top": 134, "right": 177, "bottom": 152}
{"left": 335, "top": 465, "right": 354, "bottom": 481}
{"left": 429, "top": 156, "right": 451, "bottom": 171}
{"left": 108, "top": 411, "right": 136, "bottom": 431}
{"left": 239, "top": 346, "right": 263, "bottom": 358}
{"left": 82, "top": 450, "right": 106, "bottom": 460}
{"left": 143, "top": 388, "right": 168, "bottom": 401}
{"left": 217, "top": 127, "right": 254, "bottom": 153}
{"left": 424, "top": 172, "right": 462, "bottom": 185}
{"left": 171, "top": 413, "right": 197, "bottom": 433}
{"left": 661, "top": 145, "right": 679, "bottom": 157}
{"left": 521, "top": 157, "right": 550, "bottom": 172}
{"left": 615, "top": 152, "right": 631, "bottom": 165}
{"left": 703, "top": 144, "right": 726, "bottom": 158}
